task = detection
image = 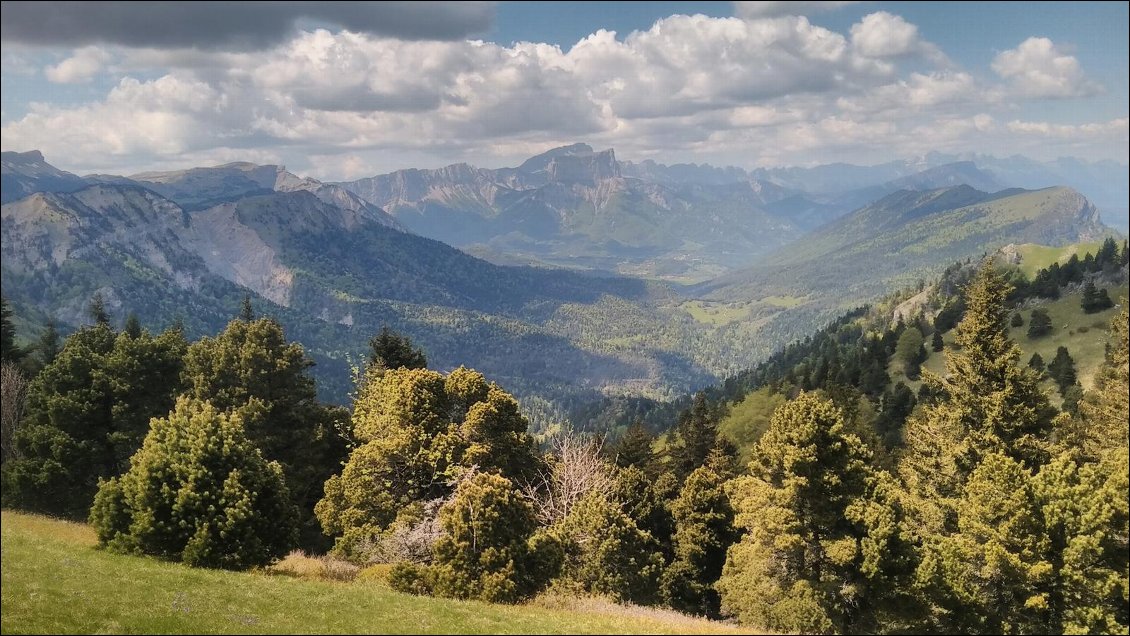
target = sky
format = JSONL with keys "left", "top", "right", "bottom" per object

{"left": 1, "top": 1, "right": 1126, "bottom": 179}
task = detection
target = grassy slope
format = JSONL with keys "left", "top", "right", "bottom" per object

{"left": 1013, "top": 241, "right": 1106, "bottom": 278}
{"left": 906, "top": 281, "right": 1128, "bottom": 396}
{"left": 0, "top": 511, "right": 752, "bottom": 635}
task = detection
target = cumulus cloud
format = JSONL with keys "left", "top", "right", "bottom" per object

{"left": 0, "top": 1, "right": 494, "bottom": 49}
{"left": 44, "top": 46, "right": 112, "bottom": 83}
{"left": 1, "top": 11, "right": 1124, "bottom": 175}
{"left": 734, "top": 1, "right": 861, "bottom": 19}
{"left": 992, "top": 37, "right": 1100, "bottom": 98}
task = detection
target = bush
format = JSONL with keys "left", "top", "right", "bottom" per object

{"left": 89, "top": 397, "right": 298, "bottom": 570}
{"left": 356, "top": 563, "right": 396, "bottom": 586}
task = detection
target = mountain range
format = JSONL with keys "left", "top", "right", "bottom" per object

{"left": 1, "top": 147, "right": 1120, "bottom": 429}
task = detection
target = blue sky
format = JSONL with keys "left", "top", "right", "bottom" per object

{"left": 1, "top": 1, "right": 1126, "bottom": 178}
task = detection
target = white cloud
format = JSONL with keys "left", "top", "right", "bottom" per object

{"left": 44, "top": 46, "right": 112, "bottom": 83}
{"left": 1, "top": 13, "right": 1125, "bottom": 175}
{"left": 1007, "top": 117, "right": 1128, "bottom": 138}
{"left": 850, "top": 11, "right": 919, "bottom": 58}
{"left": 733, "top": 1, "right": 861, "bottom": 19}
{"left": 992, "top": 37, "right": 1100, "bottom": 99}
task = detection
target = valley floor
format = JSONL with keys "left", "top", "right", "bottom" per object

{"left": 0, "top": 511, "right": 754, "bottom": 635}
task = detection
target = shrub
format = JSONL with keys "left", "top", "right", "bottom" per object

{"left": 89, "top": 397, "right": 298, "bottom": 570}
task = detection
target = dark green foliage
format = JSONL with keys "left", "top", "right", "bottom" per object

{"left": 1061, "top": 383, "right": 1084, "bottom": 416}
{"left": 1028, "top": 352, "right": 1045, "bottom": 374}
{"left": 239, "top": 294, "right": 254, "bottom": 321}
{"left": 719, "top": 393, "right": 913, "bottom": 633}
{"left": 183, "top": 317, "right": 347, "bottom": 549}
{"left": 661, "top": 450, "right": 737, "bottom": 617}
{"left": 875, "top": 381, "right": 916, "bottom": 448}
{"left": 123, "top": 313, "right": 142, "bottom": 339}
{"left": 933, "top": 298, "right": 964, "bottom": 334}
{"left": 89, "top": 397, "right": 298, "bottom": 570}
{"left": 1047, "top": 346, "right": 1078, "bottom": 396}
{"left": 612, "top": 465, "right": 675, "bottom": 558}
{"left": 555, "top": 490, "right": 664, "bottom": 605}
{"left": 88, "top": 293, "right": 110, "bottom": 326}
{"left": 367, "top": 325, "right": 427, "bottom": 372}
{"left": 610, "top": 422, "right": 655, "bottom": 471}
{"left": 668, "top": 393, "right": 720, "bottom": 479}
{"left": 316, "top": 367, "right": 543, "bottom": 559}
{"left": 423, "top": 473, "right": 559, "bottom": 603}
{"left": 36, "top": 320, "right": 60, "bottom": 369}
{"left": 1010, "top": 312, "right": 1024, "bottom": 328}
{"left": 931, "top": 329, "right": 944, "bottom": 352}
{"left": 2, "top": 322, "right": 187, "bottom": 518}
{"left": 1027, "top": 308, "right": 1053, "bottom": 339}
{"left": 1, "top": 297, "right": 23, "bottom": 365}
{"left": 1081, "top": 281, "right": 1115, "bottom": 314}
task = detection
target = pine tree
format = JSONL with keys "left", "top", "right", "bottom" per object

{"left": 1077, "top": 304, "right": 1129, "bottom": 456}
{"left": 1027, "top": 352, "right": 1045, "bottom": 375}
{"left": 36, "top": 320, "right": 60, "bottom": 369}
{"left": 719, "top": 393, "right": 913, "bottom": 633}
{"left": 184, "top": 317, "right": 347, "bottom": 549}
{"left": 898, "top": 264, "right": 1057, "bottom": 632}
{"left": 1027, "top": 308, "right": 1053, "bottom": 338}
{"left": 239, "top": 294, "right": 255, "bottom": 321}
{"left": 123, "top": 313, "right": 142, "bottom": 339}
{"left": 88, "top": 293, "right": 110, "bottom": 326}
{"left": 1, "top": 297, "right": 23, "bottom": 366}
{"left": 1081, "top": 280, "right": 1100, "bottom": 313}
{"left": 931, "top": 329, "right": 944, "bottom": 352}
{"left": 316, "top": 367, "right": 542, "bottom": 558}
{"left": 611, "top": 422, "right": 655, "bottom": 470}
{"left": 661, "top": 449, "right": 737, "bottom": 617}
{"left": 1047, "top": 346, "right": 1077, "bottom": 396}
{"left": 367, "top": 325, "right": 427, "bottom": 371}
{"left": 669, "top": 392, "right": 718, "bottom": 478}
{"left": 895, "top": 327, "right": 925, "bottom": 380}
{"left": 1011, "top": 312, "right": 1024, "bottom": 328}
{"left": 89, "top": 397, "right": 297, "bottom": 570}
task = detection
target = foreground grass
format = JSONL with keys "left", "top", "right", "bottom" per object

{"left": 0, "top": 511, "right": 751, "bottom": 635}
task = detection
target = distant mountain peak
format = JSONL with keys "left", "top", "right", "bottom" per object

{"left": 1, "top": 149, "right": 46, "bottom": 165}
{"left": 518, "top": 143, "right": 597, "bottom": 173}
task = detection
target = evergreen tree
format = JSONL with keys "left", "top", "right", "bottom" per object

{"left": 661, "top": 449, "right": 737, "bottom": 617}
{"left": 123, "top": 313, "right": 142, "bottom": 339}
{"left": 669, "top": 392, "right": 718, "bottom": 479}
{"left": 719, "top": 393, "right": 914, "bottom": 633}
{"left": 90, "top": 397, "right": 297, "bottom": 570}
{"left": 1077, "top": 305, "right": 1129, "bottom": 456}
{"left": 555, "top": 489, "right": 664, "bottom": 605}
{"left": 1081, "top": 280, "right": 1101, "bottom": 313}
{"left": 1010, "top": 312, "right": 1024, "bottom": 328}
{"left": 875, "top": 382, "right": 916, "bottom": 448}
{"left": 316, "top": 367, "right": 542, "bottom": 558}
{"left": 1027, "top": 308, "right": 1053, "bottom": 338}
{"left": 36, "top": 320, "right": 60, "bottom": 369}
{"left": 611, "top": 422, "right": 655, "bottom": 470}
{"left": 931, "top": 329, "right": 944, "bottom": 352}
{"left": 183, "top": 317, "right": 346, "bottom": 548}
{"left": 898, "top": 264, "right": 1057, "bottom": 632}
{"left": 1027, "top": 352, "right": 1045, "bottom": 375}
{"left": 419, "top": 473, "right": 559, "bottom": 603}
{"left": 0, "top": 297, "right": 23, "bottom": 365}
{"left": 88, "top": 293, "right": 110, "bottom": 326}
{"left": 239, "top": 294, "right": 255, "bottom": 321}
{"left": 1047, "top": 346, "right": 1077, "bottom": 396}
{"left": 367, "top": 325, "right": 427, "bottom": 371}
{"left": 612, "top": 465, "right": 675, "bottom": 559}
{"left": 1, "top": 323, "right": 187, "bottom": 517}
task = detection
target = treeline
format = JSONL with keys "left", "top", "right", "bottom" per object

{"left": 1, "top": 253, "right": 1126, "bottom": 634}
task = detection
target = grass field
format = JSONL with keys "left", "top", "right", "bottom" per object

{"left": 905, "top": 280, "right": 1128, "bottom": 398}
{"left": 0, "top": 511, "right": 753, "bottom": 635}
{"left": 1013, "top": 242, "right": 1106, "bottom": 278}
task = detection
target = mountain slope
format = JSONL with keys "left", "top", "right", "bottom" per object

{"left": 337, "top": 144, "right": 805, "bottom": 281}
{"left": 1, "top": 168, "right": 733, "bottom": 416}
{"left": 1, "top": 150, "right": 89, "bottom": 203}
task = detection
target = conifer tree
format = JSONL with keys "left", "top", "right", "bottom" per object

{"left": 1027, "top": 308, "right": 1053, "bottom": 338}
{"left": 661, "top": 449, "right": 737, "bottom": 617}
{"left": 36, "top": 320, "right": 60, "bottom": 369}
{"left": 1010, "top": 311, "right": 1024, "bottom": 328}
{"left": 367, "top": 325, "right": 427, "bottom": 372}
{"left": 239, "top": 293, "right": 255, "bottom": 321}
{"left": 719, "top": 393, "right": 913, "bottom": 633}
{"left": 1028, "top": 351, "right": 1045, "bottom": 375}
{"left": 90, "top": 397, "right": 297, "bottom": 570}
{"left": 88, "top": 293, "right": 110, "bottom": 326}
{"left": 1047, "top": 346, "right": 1077, "bottom": 396}
{"left": 0, "top": 297, "right": 22, "bottom": 365}
{"left": 931, "top": 329, "right": 944, "bottom": 352}
{"left": 611, "top": 422, "right": 655, "bottom": 470}
{"left": 669, "top": 392, "right": 718, "bottom": 478}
